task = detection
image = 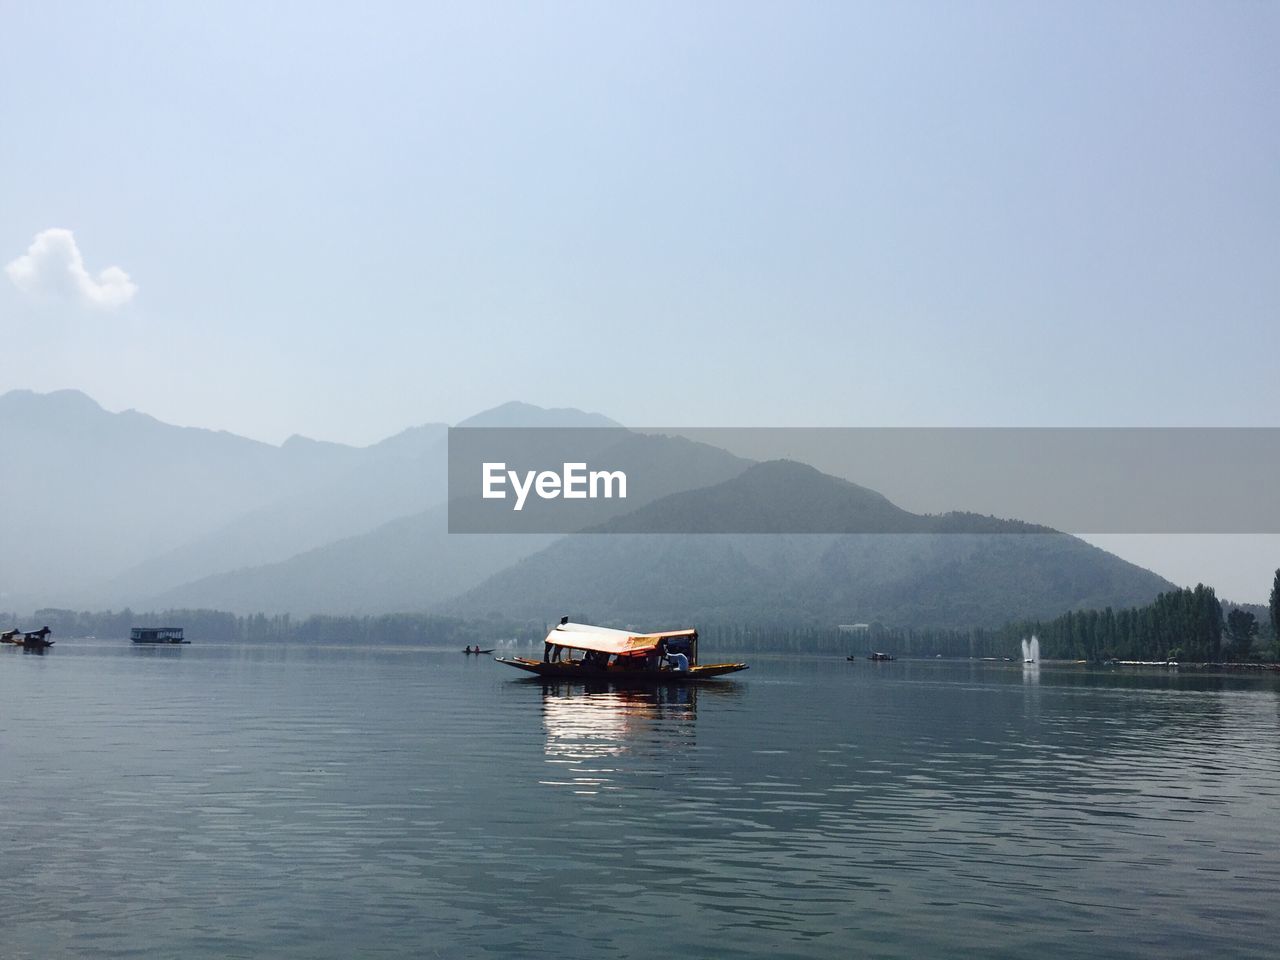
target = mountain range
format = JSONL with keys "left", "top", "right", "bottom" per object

{"left": 0, "top": 389, "right": 1176, "bottom": 628}
{"left": 445, "top": 460, "right": 1172, "bottom": 628}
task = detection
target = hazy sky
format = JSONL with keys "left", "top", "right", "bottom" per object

{"left": 2, "top": 3, "right": 1277, "bottom": 598}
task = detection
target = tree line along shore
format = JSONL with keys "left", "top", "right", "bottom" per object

{"left": 6, "top": 571, "right": 1279, "bottom": 664}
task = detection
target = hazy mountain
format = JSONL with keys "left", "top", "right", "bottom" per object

{"left": 0, "top": 389, "right": 361, "bottom": 607}
{"left": 588, "top": 459, "right": 1052, "bottom": 534}
{"left": 6, "top": 392, "right": 1174, "bottom": 628}
{"left": 1, "top": 390, "right": 621, "bottom": 610}
{"left": 149, "top": 431, "right": 752, "bottom": 615}
{"left": 147, "top": 504, "right": 558, "bottom": 615}
{"left": 445, "top": 460, "right": 1174, "bottom": 628}
{"left": 455, "top": 401, "right": 621, "bottom": 429}
{"left": 104, "top": 424, "right": 450, "bottom": 600}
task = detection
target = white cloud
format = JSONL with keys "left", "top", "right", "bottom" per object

{"left": 5, "top": 228, "right": 137, "bottom": 309}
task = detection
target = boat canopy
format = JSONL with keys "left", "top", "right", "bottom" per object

{"left": 544, "top": 622, "right": 696, "bottom": 656}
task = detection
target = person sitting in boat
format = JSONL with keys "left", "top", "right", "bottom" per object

{"left": 667, "top": 650, "right": 690, "bottom": 672}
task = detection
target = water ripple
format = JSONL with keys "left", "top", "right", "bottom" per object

{"left": 1, "top": 646, "right": 1278, "bottom": 958}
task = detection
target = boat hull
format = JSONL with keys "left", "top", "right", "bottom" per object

{"left": 496, "top": 657, "right": 748, "bottom": 682}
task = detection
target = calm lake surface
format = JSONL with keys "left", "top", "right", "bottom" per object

{"left": 3, "top": 642, "right": 1278, "bottom": 959}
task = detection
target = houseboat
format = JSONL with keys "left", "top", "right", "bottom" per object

{"left": 131, "top": 627, "right": 188, "bottom": 645}
{"left": 496, "top": 619, "right": 748, "bottom": 682}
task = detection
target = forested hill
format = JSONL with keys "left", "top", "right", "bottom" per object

{"left": 587, "top": 460, "right": 1054, "bottom": 534}
{"left": 445, "top": 460, "right": 1173, "bottom": 627}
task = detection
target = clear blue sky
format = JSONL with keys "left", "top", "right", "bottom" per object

{"left": 2, "top": 2, "right": 1277, "bottom": 597}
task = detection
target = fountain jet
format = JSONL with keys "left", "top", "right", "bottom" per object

{"left": 1021, "top": 635, "right": 1040, "bottom": 664}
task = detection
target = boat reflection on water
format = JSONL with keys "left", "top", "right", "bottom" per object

{"left": 538, "top": 682, "right": 741, "bottom": 794}
{"left": 541, "top": 683, "right": 696, "bottom": 758}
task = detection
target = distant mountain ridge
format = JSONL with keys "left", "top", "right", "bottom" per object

{"left": 446, "top": 459, "right": 1174, "bottom": 628}
{"left": 3, "top": 389, "right": 1176, "bottom": 630}
{"left": 149, "top": 431, "right": 752, "bottom": 614}
{"left": 1, "top": 388, "right": 354, "bottom": 606}
{"left": 0, "top": 389, "right": 620, "bottom": 610}
{"left": 145, "top": 504, "right": 558, "bottom": 615}
{"left": 104, "top": 422, "right": 451, "bottom": 600}
{"left": 456, "top": 401, "right": 621, "bottom": 429}
{"left": 588, "top": 459, "right": 1054, "bottom": 534}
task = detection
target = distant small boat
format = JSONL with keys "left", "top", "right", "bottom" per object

{"left": 867, "top": 652, "right": 894, "bottom": 661}
{"left": 5, "top": 626, "right": 55, "bottom": 649}
{"left": 131, "top": 627, "right": 188, "bottom": 644}
{"left": 463, "top": 647, "right": 495, "bottom": 655}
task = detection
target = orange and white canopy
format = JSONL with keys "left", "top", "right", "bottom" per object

{"left": 544, "top": 621, "right": 696, "bottom": 656}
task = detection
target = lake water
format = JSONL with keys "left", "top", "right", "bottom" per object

{"left": 2, "top": 642, "right": 1278, "bottom": 959}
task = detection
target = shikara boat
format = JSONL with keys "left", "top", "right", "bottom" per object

{"left": 17, "top": 627, "right": 54, "bottom": 649}
{"left": 463, "top": 647, "right": 495, "bottom": 655}
{"left": 496, "top": 620, "right": 748, "bottom": 683}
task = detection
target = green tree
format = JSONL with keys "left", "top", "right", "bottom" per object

{"left": 1226, "top": 609, "right": 1258, "bottom": 660}
{"left": 1271, "top": 568, "right": 1280, "bottom": 652}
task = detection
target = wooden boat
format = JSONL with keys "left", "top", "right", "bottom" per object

{"left": 131, "top": 627, "right": 188, "bottom": 644}
{"left": 867, "top": 652, "right": 894, "bottom": 661}
{"left": 497, "top": 620, "right": 747, "bottom": 683}
{"left": 463, "top": 647, "right": 495, "bottom": 655}
{"left": 0, "top": 628, "right": 20, "bottom": 645}
{"left": 18, "top": 627, "right": 54, "bottom": 649}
